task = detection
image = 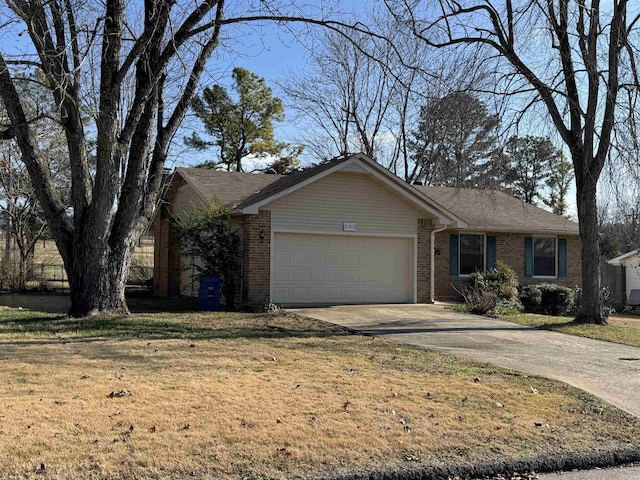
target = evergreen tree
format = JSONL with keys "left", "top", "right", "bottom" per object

{"left": 502, "top": 136, "right": 558, "bottom": 204}
{"left": 543, "top": 153, "right": 574, "bottom": 216}
{"left": 186, "top": 67, "right": 291, "bottom": 172}
{"left": 409, "top": 92, "right": 499, "bottom": 187}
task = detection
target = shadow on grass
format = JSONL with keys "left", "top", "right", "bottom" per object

{"left": 0, "top": 292, "right": 199, "bottom": 315}
{"left": 535, "top": 324, "right": 574, "bottom": 332}
{"left": 0, "top": 309, "right": 352, "bottom": 344}
{"left": 534, "top": 318, "right": 608, "bottom": 330}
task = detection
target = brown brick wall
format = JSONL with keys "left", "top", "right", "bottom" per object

{"left": 417, "top": 219, "right": 434, "bottom": 303}
{"left": 433, "top": 230, "right": 467, "bottom": 301}
{"left": 153, "top": 181, "right": 183, "bottom": 298}
{"left": 152, "top": 218, "right": 168, "bottom": 297}
{"left": 433, "top": 231, "right": 582, "bottom": 301}
{"left": 564, "top": 235, "right": 583, "bottom": 287}
{"left": 242, "top": 210, "right": 271, "bottom": 306}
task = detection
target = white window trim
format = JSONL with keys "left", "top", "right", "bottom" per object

{"left": 532, "top": 235, "right": 558, "bottom": 279}
{"left": 458, "top": 232, "right": 486, "bottom": 277}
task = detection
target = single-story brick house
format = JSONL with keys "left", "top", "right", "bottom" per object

{"left": 152, "top": 153, "right": 581, "bottom": 306}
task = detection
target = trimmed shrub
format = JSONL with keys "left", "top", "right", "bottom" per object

{"left": 462, "top": 261, "right": 523, "bottom": 315}
{"left": 538, "top": 283, "right": 574, "bottom": 316}
{"left": 520, "top": 283, "right": 574, "bottom": 316}
{"left": 495, "top": 299, "right": 524, "bottom": 316}
{"left": 520, "top": 283, "right": 576, "bottom": 316}
{"left": 519, "top": 284, "right": 542, "bottom": 313}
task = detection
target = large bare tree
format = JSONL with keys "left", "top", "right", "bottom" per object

{"left": 0, "top": 0, "right": 358, "bottom": 316}
{"left": 280, "top": 7, "right": 489, "bottom": 177}
{"left": 281, "top": 28, "right": 408, "bottom": 168}
{"left": 388, "top": 0, "right": 640, "bottom": 324}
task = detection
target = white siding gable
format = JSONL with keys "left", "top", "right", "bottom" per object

{"left": 266, "top": 171, "right": 431, "bottom": 235}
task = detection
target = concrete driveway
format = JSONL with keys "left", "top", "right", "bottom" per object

{"left": 291, "top": 304, "right": 640, "bottom": 418}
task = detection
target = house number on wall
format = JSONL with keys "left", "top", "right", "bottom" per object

{"left": 343, "top": 222, "right": 357, "bottom": 232}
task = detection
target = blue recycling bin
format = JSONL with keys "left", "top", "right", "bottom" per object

{"left": 198, "top": 275, "right": 221, "bottom": 311}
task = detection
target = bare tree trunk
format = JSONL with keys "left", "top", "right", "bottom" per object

{"left": 66, "top": 232, "right": 135, "bottom": 317}
{"left": 574, "top": 171, "right": 606, "bottom": 324}
{"left": 18, "top": 251, "right": 26, "bottom": 291}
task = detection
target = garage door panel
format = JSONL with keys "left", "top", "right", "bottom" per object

{"left": 272, "top": 269, "right": 291, "bottom": 284}
{"left": 309, "top": 287, "right": 327, "bottom": 300}
{"left": 309, "top": 270, "right": 325, "bottom": 282}
{"left": 361, "top": 251, "right": 380, "bottom": 264}
{"left": 386, "top": 270, "right": 407, "bottom": 284}
{"left": 361, "top": 287, "right": 377, "bottom": 301}
{"left": 274, "top": 251, "right": 290, "bottom": 265}
{"left": 309, "top": 251, "right": 325, "bottom": 265}
{"left": 326, "top": 287, "right": 343, "bottom": 299}
{"left": 274, "top": 234, "right": 293, "bottom": 248}
{"left": 292, "top": 251, "right": 308, "bottom": 265}
{"left": 290, "top": 286, "right": 308, "bottom": 298}
{"left": 291, "top": 269, "right": 308, "bottom": 282}
{"left": 343, "top": 287, "right": 361, "bottom": 300}
{"left": 327, "top": 270, "right": 343, "bottom": 282}
{"left": 344, "top": 252, "right": 360, "bottom": 265}
{"left": 360, "top": 268, "right": 377, "bottom": 282}
{"left": 293, "top": 236, "right": 309, "bottom": 248}
{"left": 272, "top": 233, "right": 413, "bottom": 305}
{"left": 343, "top": 270, "right": 359, "bottom": 282}
{"left": 327, "top": 237, "right": 343, "bottom": 248}
{"left": 327, "top": 252, "right": 342, "bottom": 263}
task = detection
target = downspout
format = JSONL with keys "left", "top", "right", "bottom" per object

{"left": 430, "top": 224, "right": 448, "bottom": 303}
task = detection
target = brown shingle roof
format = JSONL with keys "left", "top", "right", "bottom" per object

{"left": 416, "top": 186, "right": 579, "bottom": 234}
{"left": 174, "top": 160, "right": 579, "bottom": 235}
{"left": 175, "top": 156, "right": 354, "bottom": 211}
{"left": 175, "top": 168, "right": 282, "bottom": 209}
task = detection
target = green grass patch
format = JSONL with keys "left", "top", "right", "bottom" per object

{"left": 444, "top": 303, "right": 469, "bottom": 313}
{"left": 500, "top": 312, "right": 640, "bottom": 348}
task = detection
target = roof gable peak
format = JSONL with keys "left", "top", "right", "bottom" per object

{"left": 237, "top": 153, "right": 464, "bottom": 227}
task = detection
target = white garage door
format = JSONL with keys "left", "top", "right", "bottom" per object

{"left": 272, "top": 233, "right": 414, "bottom": 305}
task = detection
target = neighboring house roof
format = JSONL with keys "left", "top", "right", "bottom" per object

{"left": 416, "top": 186, "right": 580, "bottom": 235}
{"left": 607, "top": 250, "right": 639, "bottom": 266}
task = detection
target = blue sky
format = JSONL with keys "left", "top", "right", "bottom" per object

{"left": 171, "top": 24, "right": 315, "bottom": 170}
{"left": 172, "top": 2, "right": 362, "bottom": 170}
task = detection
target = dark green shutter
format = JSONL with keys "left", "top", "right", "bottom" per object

{"left": 525, "top": 237, "right": 534, "bottom": 277}
{"left": 558, "top": 238, "right": 567, "bottom": 277}
{"left": 450, "top": 234, "right": 459, "bottom": 275}
{"left": 486, "top": 236, "right": 496, "bottom": 270}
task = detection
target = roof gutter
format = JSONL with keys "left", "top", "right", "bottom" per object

{"left": 430, "top": 224, "right": 448, "bottom": 303}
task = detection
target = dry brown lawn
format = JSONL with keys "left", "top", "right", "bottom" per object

{"left": 1, "top": 296, "right": 639, "bottom": 479}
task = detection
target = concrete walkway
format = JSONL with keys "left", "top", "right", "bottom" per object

{"left": 291, "top": 304, "right": 640, "bottom": 418}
